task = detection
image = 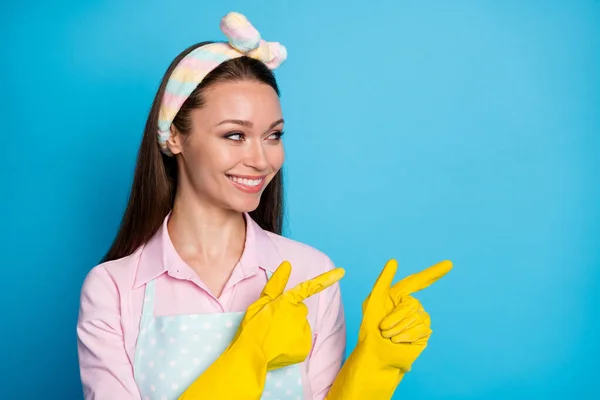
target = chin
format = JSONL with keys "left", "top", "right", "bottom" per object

{"left": 228, "top": 196, "right": 262, "bottom": 214}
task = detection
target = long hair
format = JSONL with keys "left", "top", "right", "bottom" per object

{"left": 101, "top": 42, "right": 284, "bottom": 263}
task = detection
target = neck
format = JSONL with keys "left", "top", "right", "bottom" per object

{"left": 167, "top": 191, "right": 246, "bottom": 268}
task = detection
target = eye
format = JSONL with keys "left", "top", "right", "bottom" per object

{"left": 224, "top": 132, "right": 245, "bottom": 141}
{"left": 267, "top": 130, "right": 284, "bottom": 141}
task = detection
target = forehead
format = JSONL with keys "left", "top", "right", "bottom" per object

{"left": 196, "top": 80, "right": 282, "bottom": 125}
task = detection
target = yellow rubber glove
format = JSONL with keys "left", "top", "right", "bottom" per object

{"left": 179, "top": 260, "right": 345, "bottom": 400}
{"left": 326, "top": 259, "right": 452, "bottom": 400}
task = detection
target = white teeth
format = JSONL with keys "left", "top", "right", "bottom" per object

{"left": 228, "top": 176, "right": 263, "bottom": 187}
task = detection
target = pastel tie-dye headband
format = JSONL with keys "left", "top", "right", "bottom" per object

{"left": 157, "top": 12, "right": 287, "bottom": 156}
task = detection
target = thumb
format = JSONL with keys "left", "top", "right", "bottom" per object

{"left": 364, "top": 259, "right": 397, "bottom": 319}
{"left": 260, "top": 261, "right": 292, "bottom": 300}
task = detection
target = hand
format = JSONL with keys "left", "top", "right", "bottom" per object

{"left": 360, "top": 259, "right": 452, "bottom": 372}
{"left": 233, "top": 261, "right": 345, "bottom": 370}
{"left": 179, "top": 262, "right": 343, "bottom": 400}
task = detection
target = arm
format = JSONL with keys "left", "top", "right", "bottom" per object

{"left": 309, "top": 258, "right": 347, "bottom": 400}
{"left": 327, "top": 345, "right": 404, "bottom": 399}
{"left": 178, "top": 335, "right": 266, "bottom": 400}
{"left": 77, "top": 267, "right": 140, "bottom": 399}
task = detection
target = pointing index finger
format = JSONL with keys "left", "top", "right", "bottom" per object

{"left": 390, "top": 260, "right": 452, "bottom": 301}
{"left": 285, "top": 268, "right": 346, "bottom": 304}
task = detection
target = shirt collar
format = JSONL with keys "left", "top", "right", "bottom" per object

{"left": 133, "top": 212, "right": 282, "bottom": 289}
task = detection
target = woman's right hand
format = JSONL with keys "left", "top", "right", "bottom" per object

{"left": 179, "top": 261, "right": 344, "bottom": 400}
{"left": 232, "top": 260, "right": 345, "bottom": 370}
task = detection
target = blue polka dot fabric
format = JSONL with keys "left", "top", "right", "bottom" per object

{"left": 133, "top": 278, "right": 305, "bottom": 400}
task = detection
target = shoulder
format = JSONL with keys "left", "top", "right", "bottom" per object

{"left": 265, "top": 231, "right": 337, "bottom": 278}
{"left": 81, "top": 249, "right": 141, "bottom": 293}
{"left": 79, "top": 249, "right": 142, "bottom": 315}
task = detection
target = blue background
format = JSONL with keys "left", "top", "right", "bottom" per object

{"left": 2, "top": 0, "right": 599, "bottom": 398}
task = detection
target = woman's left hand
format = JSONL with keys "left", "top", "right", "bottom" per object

{"left": 360, "top": 259, "right": 452, "bottom": 372}
{"left": 326, "top": 259, "right": 452, "bottom": 400}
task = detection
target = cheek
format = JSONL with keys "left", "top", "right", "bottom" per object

{"left": 185, "top": 139, "right": 231, "bottom": 175}
{"left": 267, "top": 145, "right": 285, "bottom": 171}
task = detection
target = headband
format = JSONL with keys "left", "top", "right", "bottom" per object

{"left": 157, "top": 12, "right": 288, "bottom": 156}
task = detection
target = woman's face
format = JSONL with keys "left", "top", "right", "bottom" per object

{"left": 167, "top": 80, "right": 285, "bottom": 213}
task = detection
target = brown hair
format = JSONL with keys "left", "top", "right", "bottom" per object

{"left": 101, "top": 42, "right": 284, "bottom": 263}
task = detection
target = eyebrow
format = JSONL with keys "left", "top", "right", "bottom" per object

{"left": 216, "top": 118, "right": 285, "bottom": 130}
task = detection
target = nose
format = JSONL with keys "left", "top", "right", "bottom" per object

{"left": 243, "top": 139, "right": 269, "bottom": 171}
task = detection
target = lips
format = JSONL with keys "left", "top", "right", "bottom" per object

{"left": 226, "top": 174, "right": 266, "bottom": 194}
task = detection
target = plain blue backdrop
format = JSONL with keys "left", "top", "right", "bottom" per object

{"left": 1, "top": 0, "right": 599, "bottom": 398}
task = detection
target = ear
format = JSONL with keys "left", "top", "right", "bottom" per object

{"left": 166, "top": 125, "right": 184, "bottom": 155}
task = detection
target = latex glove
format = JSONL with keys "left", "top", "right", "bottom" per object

{"left": 179, "top": 261, "right": 345, "bottom": 400}
{"left": 326, "top": 259, "right": 452, "bottom": 400}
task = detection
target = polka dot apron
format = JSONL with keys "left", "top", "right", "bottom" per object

{"left": 133, "top": 271, "right": 305, "bottom": 400}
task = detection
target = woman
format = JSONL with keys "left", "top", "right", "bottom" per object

{"left": 77, "top": 12, "right": 346, "bottom": 400}
{"left": 78, "top": 11, "right": 452, "bottom": 400}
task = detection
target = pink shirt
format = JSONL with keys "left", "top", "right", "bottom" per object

{"left": 77, "top": 213, "right": 346, "bottom": 399}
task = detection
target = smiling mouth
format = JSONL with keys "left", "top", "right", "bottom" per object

{"left": 226, "top": 174, "right": 266, "bottom": 193}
